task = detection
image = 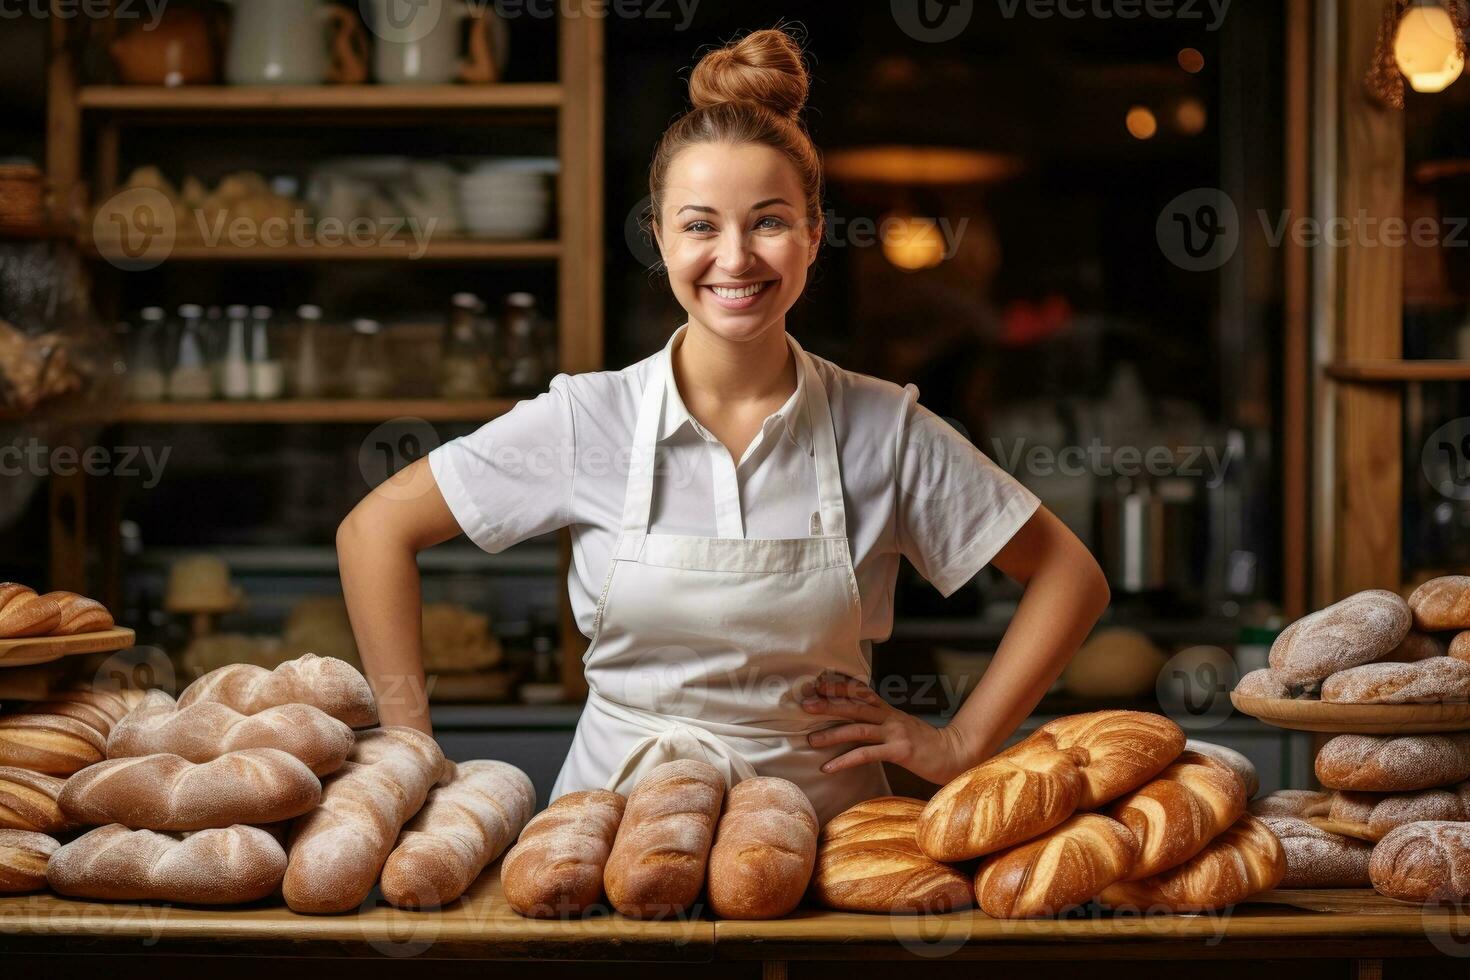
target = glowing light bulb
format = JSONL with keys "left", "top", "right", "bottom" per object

{"left": 881, "top": 215, "right": 946, "bottom": 271}
{"left": 1126, "top": 106, "right": 1158, "bottom": 140}
{"left": 1395, "top": 2, "right": 1464, "bottom": 93}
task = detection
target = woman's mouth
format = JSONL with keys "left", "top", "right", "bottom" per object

{"left": 702, "top": 280, "right": 775, "bottom": 311}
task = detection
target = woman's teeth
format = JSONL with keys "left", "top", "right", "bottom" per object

{"left": 710, "top": 282, "right": 768, "bottom": 299}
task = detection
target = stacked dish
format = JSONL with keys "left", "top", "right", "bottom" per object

{"left": 459, "top": 158, "right": 557, "bottom": 238}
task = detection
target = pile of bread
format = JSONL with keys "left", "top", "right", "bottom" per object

{"left": 1236, "top": 578, "right": 1470, "bottom": 703}
{"left": 0, "top": 583, "right": 114, "bottom": 640}
{"left": 503, "top": 710, "right": 1283, "bottom": 920}
{"left": 0, "top": 652, "right": 535, "bottom": 910}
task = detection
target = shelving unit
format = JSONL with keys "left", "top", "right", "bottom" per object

{"left": 41, "top": 0, "right": 605, "bottom": 699}
{"left": 1326, "top": 360, "right": 1470, "bottom": 383}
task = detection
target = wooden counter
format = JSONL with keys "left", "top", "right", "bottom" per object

{"left": 1, "top": 861, "right": 1467, "bottom": 974}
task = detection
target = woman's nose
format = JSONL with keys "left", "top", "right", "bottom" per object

{"left": 714, "top": 228, "right": 754, "bottom": 275}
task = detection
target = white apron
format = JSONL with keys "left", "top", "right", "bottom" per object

{"left": 549, "top": 335, "right": 891, "bottom": 825}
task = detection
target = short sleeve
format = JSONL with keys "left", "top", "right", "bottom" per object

{"left": 427, "top": 376, "right": 576, "bottom": 553}
{"left": 894, "top": 385, "right": 1041, "bottom": 597}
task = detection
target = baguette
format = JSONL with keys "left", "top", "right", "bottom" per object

{"left": 501, "top": 789, "right": 625, "bottom": 918}
{"left": 1315, "top": 733, "right": 1470, "bottom": 792}
{"left": 380, "top": 759, "right": 536, "bottom": 909}
{"left": 603, "top": 759, "right": 724, "bottom": 919}
{"left": 1316, "top": 781, "right": 1470, "bottom": 841}
{"left": 975, "top": 813, "right": 1137, "bottom": 918}
{"left": 1321, "top": 657, "right": 1470, "bottom": 704}
{"left": 1408, "top": 576, "right": 1470, "bottom": 632}
{"left": 1106, "top": 750, "right": 1246, "bottom": 880}
{"left": 810, "top": 796, "right": 974, "bottom": 914}
{"left": 1269, "top": 590, "right": 1412, "bottom": 689}
{"left": 1001, "top": 710, "right": 1185, "bottom": 809}
{"left": 1256, "top": 815, "right": 1371, "bottom": 888}
{"left": 0, "top": 829, "right": 58, "bottom": 893}
{"left": 707, "top": 775, "right": 818, "bottom": 920}
{"left": 178, "top": 653, "right": 378, "bottom": 728}
{"left": 0, "top": 766, "right": 74, "bottom": 833}
{"left": 39, "top": 591, "right": 113, "bottom": 635}
{"left": 1368, "top": 819, "right": 1470, "bottom": 903}
{"left": 59, "top": 748, "right": 322, "bottom": 831}
{"left": 0, "top": 686, "right": 146, "bottom": 775}
{"left": 1097, "top": 814, "right": 1285, "bottom": 912}
{"left": 107, "top": 689, "right": 354, "bottom": 776}
{"left": 48, "top": 823, "right": 286, "bottom": 904}
{"left": 283, "top": 726, "right": 445, "bottom": 914}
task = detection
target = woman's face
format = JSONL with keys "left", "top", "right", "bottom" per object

{"left": 654, "top": 141, "right": 820, "bottom": 344}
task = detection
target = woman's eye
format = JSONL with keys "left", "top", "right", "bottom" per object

{"left": 755, "top": 216, "right": 788, "bottom": 231}
{"left": 683, "top": 220, "right": 715, "bottom": 234}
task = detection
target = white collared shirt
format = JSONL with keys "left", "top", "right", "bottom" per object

{"left": 429, "top": 325, "right": 1040, "bottom": 641}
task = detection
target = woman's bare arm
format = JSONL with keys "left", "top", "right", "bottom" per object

{"left": 336, "top": 456, "right": 464, "bottom": 733}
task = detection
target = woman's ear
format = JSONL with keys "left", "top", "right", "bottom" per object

{"left": 807, "top": 215, "right": 824, "bottom": 266}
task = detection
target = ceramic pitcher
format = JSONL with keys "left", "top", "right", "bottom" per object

{"left": 226, "top": 0, "right": 365, "bottom": 85}
{"left": 361, "top": 0, "right": 508, "bottom": 85}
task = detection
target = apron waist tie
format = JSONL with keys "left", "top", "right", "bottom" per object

{"left": 589, "top": 688, "right": 761, "bottom": 795}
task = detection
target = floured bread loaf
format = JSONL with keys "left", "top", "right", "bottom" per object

{"left": 501, "top": 789, "right": 625, "bottom": 917}
{"left": 1316, "top": 733, "right": 1470, "bottom": 792}
{"left": 707, "top": 775, "right": 818, "bottom": 920}
{"left": 1256, "top": 815, "right": 1371, "bottom": 888}
{"left": 1318, "top": 782, "right": 1470, "bottom": 841}
{"left": 603, "top": 759, "right": 724, "bottom": 919}
{"left": 1269, "top": 590, "right": 1412, "bottom": 689}
{"left": 1385, "top": 631, "right": 1446, "bottom": 663}
{"left": 179, "top": 653, "right": 378, "bottom": 728}
{"left": 974, "top": 813, "right": 1137, "bottom": 918}
{"left": 1368, "top": 820, "right": 1470, "bottom": 903}
{"left": 1321, "top": 657, "right": 1470, "bottom": 704}
{"left": 48, "top": 824, "right": 286, "bottom": 904}
{"left": 1452, "top": 631, "right": 1470, "bottom": 664}
{"left": 1408, "top": 576, "right": 1470, "bottom": 632}
{"left": 1250, "top": 789, "right": 1331, "bottom": 819}
{"left": 811, "top": 796, "right": 974, "bottom": 914}
{"left": 1234, "top": 668, "right": 1295, "bottom": 699}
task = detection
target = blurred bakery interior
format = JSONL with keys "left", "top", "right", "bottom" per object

{"left": 3, "top": 0, "right": 1469, "bottom": 802}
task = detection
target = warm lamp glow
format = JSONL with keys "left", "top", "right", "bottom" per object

{"left": 1395, "top": 2, "right": 1464, "bottom": 93}
{"left": 826, "top": 146, "right": 1022, "bottom": 185}
{"left": 1177, "top": 48, "right": 1205, "bottom": 73}
{"left": 881, "top": 215, "right": 946, "bottom": 271}
{"left": 1174, "top": 98, "right": 1207, "bottom": 135}
{"left": 1125, "top": 106, "right": 1158, "bottom": 140}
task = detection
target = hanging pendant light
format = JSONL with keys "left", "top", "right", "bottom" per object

{"left": 1395, "top": 0, "right": 1465, "bottom": 92}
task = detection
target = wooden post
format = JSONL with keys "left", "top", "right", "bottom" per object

{"left": 1282, "top": 0, "right": 1311, "bottom": 619}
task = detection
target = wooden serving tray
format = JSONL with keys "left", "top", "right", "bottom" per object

{"left": 1231, "top": 691, "right": 1470, "bottom": 733}
{"left": 0, "top": 627, "right": 136, "bottom": 669}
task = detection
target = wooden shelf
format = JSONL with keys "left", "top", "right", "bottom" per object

{"left": 86, "top": 236, "right": 561, "bottom": 264}
{"left": 78, "top": 84, "right": 563, "bottom": 114}
{"left": 115, "top": 398, "right": 518, "bottom": 424}
{"left": 1326, "top": 359, "right": 1470, "bottom": 382}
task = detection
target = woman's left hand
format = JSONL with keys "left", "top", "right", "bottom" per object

{"left": 800, "top": 670, "right": 977, "bottom": 786}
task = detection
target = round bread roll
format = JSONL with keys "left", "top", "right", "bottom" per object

{"left": 1256, "top": 815, "right": 1371, "bottom": 888}
{"left": 1408, "top": 576, "right": 1470, "bottom": 632}
{"left": 1269, "top": 590, "right": 1412, "bottom": 690}
{"left": 1061, "top": 628, "right": 1166, "bottom": 699}
{"left": 1315, "top": 733, "right": 1470, "bottom": 792}
{"left": 974, "top": 813, "right": 1137, "bottom": 918}
{"left": 1368, "top": 820, "right": 1470, "bottom": 903}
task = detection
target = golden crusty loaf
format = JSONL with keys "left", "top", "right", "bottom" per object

{"left": 0, "top": 829, "right": 58, "bottom": 892}
{"left": 974, "top": 813, "right": 1137, "bottom": 918}
{"left": 1256, "top": 815, "right": 1371, "bottom": 888}
{"left": 1321, "top": 657, "right": 1470, "bottom": 704}
{"left": 39, "top": 591, "right": 114, "bottom": 635}
{"left": 501, "top": 789, "right": 625, "bottom": 917}
{"left": 1250, "top": 789, "right": 1332, "bottom": 819}
{"left": 48, "top": 823, "right": 286, "bottom": 904}
{"left": 810, "top": 796, "right": 974, "bottom": 914}
{"left": 59, "top": 748, "right": 321, "bottom": 831}
{"left": 1408, "top": 576, "right": 1470, "bottom": 632}
{"left": 178, "top": 652, "right": 378, "bottom": 728}
{"left": 283, "top": 726, "right": 445, "bottom": 914}
{"left": 1269, "top": 590, "right": 1412, "bottom": 689}
{"left": 707, "top": 775, "right": 818, "bottom": 920}
{"left": 1184, "top": 739, "right": 1259, "bottom": 798}
{"left": 380, "top": 760, "right": 536, "bottom": 909}
{"left": 0, "top": 766, "right": 74, "bottom": 833}
{"left": 917, "top": 740, "right": 1083, "bottom": 862}
{"left": 1368, "top": 820, "right": 1470, "bottom": 903}
{"left": 1316, "top": 733, "right": 1470, "bottom": 792}
{"left": 107, "top": 689, "right": 353, "bottom": 776}
{"left": 1316, "top": 782, "right": 1470, "bottom": 842}
{"left": 1006, "top": 711, "right": 1185, "bottom": 809}
{"left": 0, "top": 686, "right": 146, "bottom": 775}
{"left": 1106, "top": 750, "right": 1246, "bottom": 880}
{"left": 1098, "top": 814, "right": 1284, "bottom": 912}
{"left": 0, "top": 586, "right": 61, "bottom": 638}
{"left": 603, "top": 759, "right": 724, "bottom": 919}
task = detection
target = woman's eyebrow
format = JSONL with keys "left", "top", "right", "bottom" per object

{"left": 675, "top": 204, "right": 716, "bottom": 216}
{"left": 674, "top": 198, "right": 793, "bottom": 216}
{"left": 752, "top": 197, "right": 792, "bottom": 209}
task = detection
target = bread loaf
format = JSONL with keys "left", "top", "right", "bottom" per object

{"left": 1269, "top": 590, "right": 1412, "bottom": 689}
{"left": 40, "top": 591, "right": 113, "bottom": 635}
{"left": 1318, "top": 782, "right": 1470, "bottom": 841}
{"left": 380, "top": 759, "right": 535, "bottom": 909}
{"left": 283, "top": 726, "right": 445, "bottom": 914}
{"left": 1106, "top": 750, "right": 1246, "bottom": 880}
{"left": 501, "top": 789, "right": 625, "bottom": 917}
{"left": 0, "top": 829, "right": 58, "bottom": 892}
{"left": 1234, "top": 668, "right": 1295, "bottom": 699}
{"left": 107, "top": 689, "right": 354, "bottom": 776}
{"left": 707, "top": 775, "right": 818, "bottom": 920}
{"left": 178, "top": 653, "right": 378, "bottom": 728}
{"left": 0, "top": 588, "right": 61, "bottom": 638}
{"left": 59, "top": 748, "right": 321, "bottom": 831}
{"left": 974, "top": 813, "right": 1137, "bottom": 918}
{"left": 1408, "top": 576, "right": 1470, "bottom": 632}
{"left": 1369, "top": 820, "right": 1470, "bottom": 903}
{"left": 1451, "top": 631, "right": 1470, "bottom": 664}
{"left": 1256, "top": 815, "right": 1371, "bottom": 888}
{"left": 810, "top": 796, "right": 974, "bottom": 914}
{"left": 1003, "top": 710, "right": 1186, "bottom": 809}
{"left": 917, "top": 740, "right": 1083, "bottom": 861}
{"left": 1315, "top": 733, "right": 1470, "bottom": 792}
{"left": 1249, "top": 789, "right": 1331, "bottom": 819}
{"left": 1321, "top": 657, "right": 1470, "bottom": 704}
{"left": 1097, "top": 814, "right": 1285, "bottom": 912}
{"left": 1184, "top": 739, "right": 1259, "bottom": 799}
{"left": 0, "top": 766, "right": 73, "bottom": 833}
{"left": 48, "top": 823, "right": 286, "bottom": 904}
{"left": 0, "top": 686, "right": 146, "bottom": 775}
{"left": 1385, "top": 631, "right": 1446, "bottom": 663}
{"left": 603, "top": 759, "right": 724, "bottom": 919}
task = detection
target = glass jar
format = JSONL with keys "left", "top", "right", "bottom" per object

{"left": 345, "top": 318, "right": 394, "bottom": 398}
{"left": 249, "top": 304, "right": 285, "bottom": 400}
{"left": 439, "top": 291, "right": 493, "bottom": 398}
{"left": 167, "top": 304, "right": 215, "bottom": 401}
{"left": 219, "top": 304, "right": 252, "bottom": 400}
{"left": 126, "top": 308, "right": 167, "bottom": 401}
{"left": 502, "top": 292, "right": 549, "bottom": 394}
{"left": 291, "top": 304, "right": 328, "bottom": 398}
